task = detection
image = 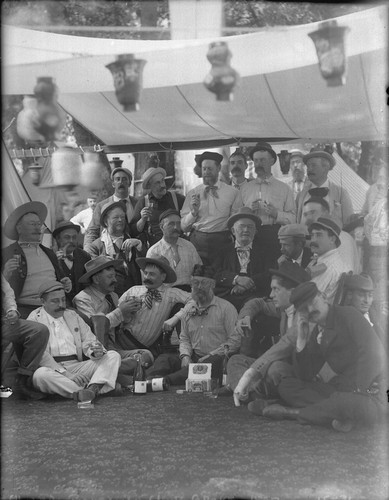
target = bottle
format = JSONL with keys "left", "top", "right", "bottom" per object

{"left": 133, "top": 354, "right": 147, "bottom": 395}
{"left": 222, "top": 344, "right": 230, "bottom": 386}
{"left": 146, "top": 377, "right": 170, "bottom": 392}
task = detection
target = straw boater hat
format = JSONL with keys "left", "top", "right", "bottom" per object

{"left": 100, "top": 200, "right": 127, "bottom": 228}
{"left": 227, "top": 207, "right": 262, "bottom": 230}
{"left": 136, "top": 255, "right": 177, "bottom": 283}
{"left": 303, "top": 149, "right": 336, "bottom": 169}
{"left": 141, "top": 167, "right": 167, "bottom": 190}
{"left": 52, "top": 221, "right": 80, "bottom": 239}
{"left": 79, "top": 256, "right": 122, "bottom": 284}
{"left": 289, "top": 149, "right": 304, "bottom": 159}
{"left": 249, "top": 142, "right": 277, "bottom": 163}
{"left": 110, "top": 167, "right": 133, "bottom": 181}
{"left": 4, "top": 201, "right": 47, "bottom": 240}
{"left": 269, "top": 261, "right": 310, "bottom": 287}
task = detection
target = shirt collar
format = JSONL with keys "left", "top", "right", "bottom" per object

{"left": 234, "top": 241, "right": 253, "bottom": 250}
{"left": 90, "top": 285, "right": 106, "bottom": 300}
{"left": 317, "top": 248, "right": 338, "bottom": 261}
{"left": 113, "top": 194, "right": 130, "bottom": 203}
{"left": 255, "top": 174, "right": 273, "bottom": 184}
{"left": 41, "top": 308, "right": 64, "bottom": 326}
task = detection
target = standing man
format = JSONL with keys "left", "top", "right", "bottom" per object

{"left": 227, "top": 148, "right": 252, "bottom": 196}
{"left": 146, "top": 265, "right": 241, "bottom": 385}
{"left": 130, "top": 167, "right": 185, "bottom": 248}
{"left": 261, "top": 281, "right": 387, "bottom": 433}
{"left": 70, "top": 193, "right": 98, "bottom": 234}
{"left": 118, "top": 255, "right": 190, "bottom": 353}
{"left": 296, "top": 148, "right": 354, "bottom": 226}
{"left": 242, "top": 142, "right": 295, "bottom": 261}
{"left": 181, "top": 151, "right": 243, "bottom": 265}
{"left": 88, "top": 201, "right": 144, "bottom": 296}
{"left": 28, "top": 281, "right": 121, "bottom": 402}
{"left": 213, "top": 207, "right": 278, "bottom": 310}
{"left": 147, "top": 209, "right": 202, "bottom": 291}
{"left": 84, "top": 167, "right": 137, "bottom": 254}
{"left": 2, "top": 202, "right": 71, "bottom": 318}
{"left": 307, "top": 216, "right": 353, "bottom": 303}
{"left": 277, "top": 224, "right": 311, "bottom": 268}
{"left": 287, "top": 149, "right": 308, "bottom": 200}
{"left": 52, "top": 221, "right": 91, "bottom": 304}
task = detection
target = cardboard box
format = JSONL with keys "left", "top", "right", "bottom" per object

{"left": 185, "top": 363, "right": 212, "bottom": 393}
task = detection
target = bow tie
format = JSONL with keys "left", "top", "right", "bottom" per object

{"left": 236, "top": 247, "right": 251, "bottom": 253}
{"left": 204, "top": 186, "right": 219, "bottom": 198}
{"left": 144, "top": 289, "right": 162, "bottom": 309}
{"left": 309, "top": 187, "right": 329, "bottom": 198}
{"left": 189, "top": 305, "right": 211, "bottom": 317}
{"left": 64, "top": 254, "right": 74, "bottom": 261}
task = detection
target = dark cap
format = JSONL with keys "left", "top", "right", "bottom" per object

{"left": 192, "top": 264, "right": 215, "bottom": 280}
{"left": 159, "top": 209, "right": 181, "bottom": 224}
{"left": 227, "top": 207, "right": 262, "bottom": 230}
{"left": 290, "top": 281, "right": 319, "bottom": 310}
{"left": 249, "top": 142, "right": 277, "bottom": 163}
{"left": 303, "top": 196, "right": 330, "bottom": 213}
{"left": 278, "top": 224, "right": 307, "bottom": 240}
{"left": 198, "top": 151, "right": 224, "bottom": 165}
{"left": 309, "top": 216, "right": 341, "bottom": 247}
{"left": 344, "top": 273, "right": 374, "bottom": 292}
{"left": 269, "top": 261, "right": 311, "bottom": 287}
{"left": 52, "top": 221, "right": 80, "bottom": 239}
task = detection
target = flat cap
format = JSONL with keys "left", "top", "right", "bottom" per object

{"left": 111, "top": 167, "right": 133, "bottom": 181}
{"left": 278, "top": 224, "right": 308, "bottom": 240}
{"left": 290, "top": 281, "right": 319, "bottom": 310}
{"left": 159, "top": 209, "right": 181, "bottom": 223}
{"left": 38, "top": 280, "right": 64, "bottom": 298}
{"left": 344, "top": 273, "right": 374, "bottom": 292}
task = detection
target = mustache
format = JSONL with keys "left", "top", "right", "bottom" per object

{"left": 118, "top": 184, "right": 126, "bottom": 189}
{"left": 231, "top": 167, "right": 243, "bottom": 174}
{"left": 144, "top": 279, "right": 153, "bottom": 285}
{"left": 55, "top": 307, "right": 66, "bottom": 312}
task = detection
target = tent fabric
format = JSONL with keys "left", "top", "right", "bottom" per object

{"left": 2, "top": 5, "right": 387, "bottom": 150}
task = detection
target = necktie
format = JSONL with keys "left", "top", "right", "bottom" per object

{"left": 204, "top": 186, "right": 219, "bottom": 198}
{"left": 236, "top": 247, "right": 250, "bottom": 273}
{"left": 170, "top": 244, "right": 180, "bottom": 267}
{"left": 105, "top": 294, "right": 116, "bottom": 312}
{"left": 143, "top": 289, "right": 162, "bottom": 309}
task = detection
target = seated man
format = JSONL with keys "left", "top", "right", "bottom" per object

{"left": 118, "top": 255, "right": 190, "bottom": 354}
{"left": 52, "top": 221, "right": 91, "bottom": 304}
{"left": 74, "top": 256, "right": 154, "bottom": 383}
{"left": 222, "top": 262, "right": 310, "bottom": 401}
{"left": 147, "top": 209, "right": 202, "bottom": 292}
{"left": 261, "top": 282, "right": 387, "bottom": 433}
{"left": 28, "top": 281, "right": 121, "bottom": 402}
{"left": 146, "top": 265, "right": 240, "bottom": 385}
{"left": 88, "top": 200, "right": 144, "bottom": 296}
{"left": 2, "top": 274, "right": 49, "bottom": 399}
{"left": 213, "top": 207, "right": 278, "bottom": 311}
{"left": 2, "top": 202, "right": 71, "bottom": 318}
{"left": 277, "top": 224, "right": 311, "bottom": 268}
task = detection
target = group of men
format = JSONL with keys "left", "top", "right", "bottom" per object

{"left": 2, "top": 142, "right": 387, "bottom": 432}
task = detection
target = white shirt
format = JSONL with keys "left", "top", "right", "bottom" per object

{"left": 39, "top": 309, "right": 77, "bottom": 357}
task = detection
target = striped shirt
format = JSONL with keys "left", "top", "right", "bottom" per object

{"left": 179, "top": 296, "right": 240, "bottom": 358}
{"left": 119, "top": 284, "right": 190, "bottom": 346}
{"left": 147, "top": 237, "right": 202, "bottom": 286}
{"left": 181, "top": 181, "right": 243, "bottom": 233}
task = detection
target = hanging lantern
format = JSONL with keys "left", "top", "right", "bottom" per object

{"left": 28, "top": 161, "right": 44, "bottom": 185}
{"left": 308, "top": 21, "right": 350, "bottom": 87}
{"left": 109, "top": 156, "right": 124, "bottom": 171}
{"left": 106, "top": 54, "right": 147, "bottom": 111}
{"left": 204, "top": 41, "right": 239, "bottom": 101}
{"left": 40, "top": 147, "right": 82, "bottom": 190}
{"left": 277, "top": 150, "right": 291, "bottom": 175}
{"left": 80, "top": 151, "right": 106, "bottom": 190}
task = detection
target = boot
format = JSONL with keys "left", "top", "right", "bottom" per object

{"left": 13, "top": 374, "right": 46, "bottom": 400}
{"left": 262, "top": 403, "right": 300, "bottom": 420}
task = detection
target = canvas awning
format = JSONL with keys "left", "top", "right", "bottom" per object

{"left": 2, "top": 5, "right": 387, "bottom": 150}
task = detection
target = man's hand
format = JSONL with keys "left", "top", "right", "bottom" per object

{"left": 163, "top": 317, "right": 177, "bottom": 332}
{"left": 231, "top": 285, "right": 246, "bottom": 295}
{"left": 3, "top": 258, "right": 20, "bottom": 281}
{"left": 60, "top": 277, "right": 72, "bottom": 293}
{"left": 122, "top": 238, "right": 142, "bottom": 253}
{"left": 197, "top": 354, "right": 211, "bottom": 363}
{"left": 63, "top": 371, "right": 89, "bottom": 387}
{"left": 119, "top": 297, "right": 142, "bottom": 320}
{"left": 190, "top": 193, "right": 200, "bottom": 217}
{"left": 140, "top": 206, "right": 153, "bottom": 221}
{"left": 295, "top": 310, "right": 310, "bottom": 352}
{"left": 233, "top": 367, "right": 256, "bottom": 406}
{"left": 90, "top": 341, "right": 105, "bottom": 359}
{"left": 181, "top": 355, "right": 191, "bottom": 368}
{"left": 264, "top": 202, "right": 278, "bottom": 219}
{"left": 5, "top": 310, "right": 19, "bottom": 326}
{"left": 234, "top": 276, "right": 255, "bottom": 291}
{"left": 235, "top": 316, "right": 251, "bottom": 336}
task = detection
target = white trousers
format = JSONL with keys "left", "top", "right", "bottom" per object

{"left": 32, "top": 351, "right": 121, "bottom": 398}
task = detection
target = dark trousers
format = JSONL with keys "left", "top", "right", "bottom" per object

{"left": 190, "top": 230, "right": 232, "bottom": 266}
{"left": 2, "top": 319, "right": 50, "bottom": 377}
{"left": 278, "top": 377, "right": 337, "bottom": 408}
{"left": 146, "top": 352, "right": 224, "bottom": 386}
{"left": 17, "top": 304, "right": 39, "bottom": 320}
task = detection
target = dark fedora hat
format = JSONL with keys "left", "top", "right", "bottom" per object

{"left": 249, "top": 142, "right": 277, "bottom": 163}
{"left": 227, "top": 207, "right": 262, "bottom": 230}
{"left": 309, "top": 216, "right": 341, "bottom": 247}
{"left": 100, "top": 200, "right": 127, "bottom": 228}
{"left": 79, "top": 256, "right": 122, "bottom": 284}
{"left": 269, "top": 261, "right": 311, "bottom": 287}
{"left": 4, "top": 201, "right": 47, "bottom": 240}
{"left": 290, "top": 281, "right": 319, "bottom": 310}
{"left": 136, "top": 255, "right": 177, "bottom": 283}
{"left": 52, "top": 221, "right": 81, "bottom": 239}
{"left": 198, "top": 151, "right": 224, "bottom": 165}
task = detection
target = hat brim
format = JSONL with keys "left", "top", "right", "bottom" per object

{"left": 4, "top": 202, "right": 47, "bottom": 240}
{"left": 79, "top": 259, "right": 123, "bottom": 284}
{"left": 52, "top": 223, "right": 80, "bottom": 239}
{"left": 227, "top": 213, "right": 262, "bottom": 230}
{"left": 310, "top": 221, "right": 341, "bottom": 247}
{"left": 142, "top": 167, "right": 167, "bottom": 190}
{"left": 303, "top": 152, "right": 336, "bottom": 169}
{"left": 343, "top": 216, "right": 365, "bottom": 233}
{"left": 100, "top": 202, "right": 128, "bottom": 228}
{"left": 249, "top": 146, "right": 277, "bottom": 163}
{"left": 110, "top": 167, "right": 133, "bottom": 181}
{"left": 269, "top": 268, "right": 303, "bottom": 286}
{"left": 136, "top": 257, "right": 177, "bottom": 283}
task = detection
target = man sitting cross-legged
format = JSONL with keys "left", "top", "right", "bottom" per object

{"left": 28, "top": 281, "right": 121, "bottom": 402}
{"left": 260, "top": 281, "right": 387, "bottom": 433}
{"left": 73, "top": 256, "right": 154, "bottom": 386}
{"left": 146, "top": 265, "right": 241, "bottom": 385}
{"left": 219, "top": 262, "right": 310, "bottom": 405}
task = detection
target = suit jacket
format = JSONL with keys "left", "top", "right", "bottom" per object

{"left": 214, "top": 236, "right": 278, "bottom": 300}
{"left": 27, "top": 307, "right": 98, "bottom": 371}
{"left": 296, "top": 180, "right": 354, "bottom": 226}
{"left": 2, "top": 242, "right": 64, "bottom": 300}
{"left": 58, "top": 247, "right": 91, "bottom": 302}
{"left": 83, "top": 195, "right": 138, "bottom": 253}
{"left": 294, "top": 305, "right": 386, "bottom": 394}
{"left": 278, "top": 247, "right": 312, "bottom": 269}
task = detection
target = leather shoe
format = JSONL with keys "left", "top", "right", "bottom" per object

{"left": 262, "top": 403, "right": 299, "bottom": 421}
{"left": 73, "top": 389, "right": 96, "bottom": 403}
{"left": 332, "top": 419, "right": 354, "bottom": 433}
{"left": 248, "top": 399, "right": 269, "bottom": 416}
